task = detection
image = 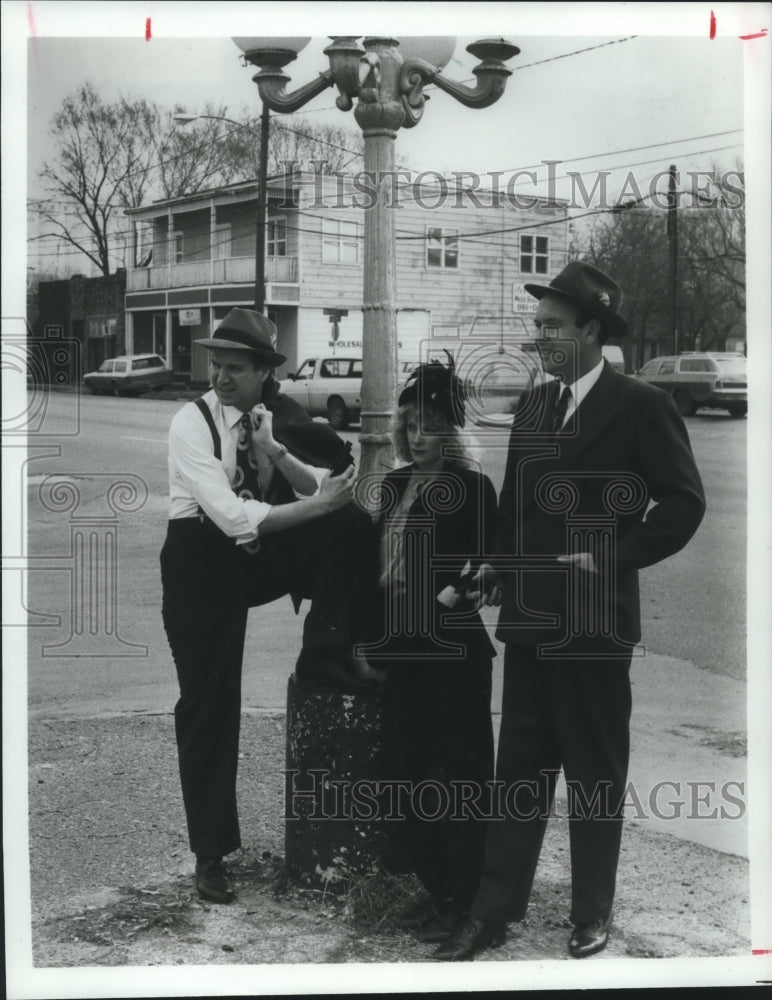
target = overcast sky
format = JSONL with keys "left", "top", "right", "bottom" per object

{"left": 24, "top": 21, "right": 747, "bottom": 203}
{"left": 2, "top": 1, "right": 769, "bottom": 295}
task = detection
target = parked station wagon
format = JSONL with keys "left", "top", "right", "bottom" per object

{"left": 83, "top": 354, "right": 174, "bottom": 396}
{"left": 636, "top": 352, "right": 747, "bottom": 417}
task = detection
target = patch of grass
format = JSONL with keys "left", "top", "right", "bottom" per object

{"left": 341, "top": 863, "right": 424, "bottom": 932}
{"left": 48, "top": 884, "right": 196, "bottom": 946}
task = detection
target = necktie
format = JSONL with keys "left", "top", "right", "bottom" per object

{"left": 233, "top": 412, "right": 262, "bottom": 501}
{"left": 551, "top": 384, "right": 572, "bottom": 433}
{"left": 234, "top": 413, "right": 263, "bottom": 555}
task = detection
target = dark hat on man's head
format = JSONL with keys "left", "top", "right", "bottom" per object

{"left": 195, "top": 308, "right": 287, "bottom": 366}
{"left": 525, "top": 261, "right": 629, "bottom": 338}
{"left": 398, "top": 353, "right": 466, "bottom": 428}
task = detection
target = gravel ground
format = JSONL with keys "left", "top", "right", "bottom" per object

{"left": 27, "top": 711, "right": 750, "bottom": 969}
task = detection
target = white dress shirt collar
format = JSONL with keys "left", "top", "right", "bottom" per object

{"left": 558, "top": 357, "right": 605, "bottom": 425}
{"left": 221, "top": 401, "right": 247, "bottom": 430}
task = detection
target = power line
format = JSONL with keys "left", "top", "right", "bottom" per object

{"left": 32, "top": 34, "right": 643, "bottom": 202}
{"left": 285, "top": 36, "right": 640, "bottom": 112}
{"left": 29, "top": 134, "right": 745, "bottom": 264}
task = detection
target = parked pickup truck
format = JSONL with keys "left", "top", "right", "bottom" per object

{"left": 280, "top": 357, "right": 363, "bottom": 429}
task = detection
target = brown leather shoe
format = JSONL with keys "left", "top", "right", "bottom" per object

{"left": 195, "top": 857, "right": 235, "bottom": 904}
{"left": 434, "top": 917, "right": 507, "bottom": 961}
{"left": 568, "top": 913, "right": 612, "bottom": 958}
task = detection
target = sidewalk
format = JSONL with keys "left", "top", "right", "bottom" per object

{"left": 26, "top": 649, "right": 750, "bottom": 969}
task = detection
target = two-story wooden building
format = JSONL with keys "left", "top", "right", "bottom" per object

{"left": 124, "top": 170, "right": 569, "bottom": 384}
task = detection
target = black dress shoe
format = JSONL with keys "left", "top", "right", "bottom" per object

{"left": 415, "top": 910, "right": 466, "bottom": 943}
{"left": 568, "top": 914, "right": 612, "bottom": 958}
{"left": 195, "top": 857, "right": 235, "bottom": 904}
{"left": 434, "top": 917, "right": 507, "bottom": 961}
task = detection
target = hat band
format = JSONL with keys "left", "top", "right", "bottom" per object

{"left": 549, "top": 277, "right": 613, "bottom": 309}
{"left": 213, "top": 328, "right": 274, "bottom": 353}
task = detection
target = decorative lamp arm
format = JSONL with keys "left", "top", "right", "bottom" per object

{"left": 254, "top": 68, "right": 335, "bottom": 113}
{"left": 400, "top": 37, "right": 518, "bottom": 125}
{"left": 430, "top": 61, "right": 513, "bottom": 109}
{"left": 399, "top": 57, "right": 436, "bottom": 127}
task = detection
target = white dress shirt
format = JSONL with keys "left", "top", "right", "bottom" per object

{"left": 558, "top": 357, "right": 605, "bottom": 427}
{"left": 168, "top": 389, "right": 323, "bottom": 545}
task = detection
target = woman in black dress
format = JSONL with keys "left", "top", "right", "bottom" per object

{"left": 368, "top": 360, "right": 501, "bottom": 942}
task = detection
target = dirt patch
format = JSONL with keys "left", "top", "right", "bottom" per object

{"left": 667, "top": 723, "right": 747, "bottom": 758}
{"left": 28, "top": 713, "right": 750, "bottom": 967}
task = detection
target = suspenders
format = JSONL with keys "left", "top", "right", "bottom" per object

{"left": 194, "top": 397, "right": 221, "bottom": 459}
{"left": 193, "top": 397, "right": 220, "bottom": 523}
{"left": 192, "top": 397, "right": 294, "bottom": 519}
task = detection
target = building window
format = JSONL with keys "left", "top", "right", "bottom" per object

{"left": 267, "top": 218, "right": 287, "bottom": 257}
{"left": 426, "top": 227, "right": 459, "bottom": 269}
{"left": 322, "top": 220, "right": 359, "bottom": 264}
{"left": 679, "top": 358, "right": 713, "bottom": 373}
{"left": 520, "top": 234, "right": 549, "bottom": 274}
{"left": 172, "top": 231, "right": 184, "bottom": 265}
{"left": 214, "top": 222, "right": 231, "bottom": 260}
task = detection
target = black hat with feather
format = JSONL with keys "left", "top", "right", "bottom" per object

{"left": 397, "top": 351, "right": 466, "bottom": 428}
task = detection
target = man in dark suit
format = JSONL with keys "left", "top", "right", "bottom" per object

{"left": 437, "top": 262, "right": 706, "bottom": 960}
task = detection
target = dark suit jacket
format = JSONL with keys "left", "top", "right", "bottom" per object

{"left": 496, "top": 361, "right": 706, "bottom": 656}
{"left": 370, "top": 461, "right": 498, "bottom": 665}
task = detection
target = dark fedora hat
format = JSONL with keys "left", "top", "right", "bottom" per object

{"left": 195, "top": 308, "right": 287, "bottom": 365}
{"left": 525, "top": 261, "right": 629, "bottom": 337}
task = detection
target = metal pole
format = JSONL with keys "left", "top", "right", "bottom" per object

{"left": 255, "top": 102, "right": 270, "bottom": 312}
{"left": 667, "top": 163, "right": 678, "bottom": 356}
{"left": 354, "top": 39, "right": 404, "bottom": 486}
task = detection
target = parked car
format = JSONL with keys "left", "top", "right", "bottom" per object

{"left": 636, "top": 352, "right": 747, "bottom": 417}
{"left": 280, "top": 357, "right": 363, "bottom": 429}
{"left": 83, "top": 354, "right": 173, "bottom": 397}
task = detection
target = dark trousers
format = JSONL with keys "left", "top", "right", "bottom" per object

{"left": 160, "top": 504, "right": 373, "bottom": 859}
{"left": 472, "top": 644, "right": 632, "bottom": 925}
{"left": 381, "top": 659, "right": 494, "bottom": 912}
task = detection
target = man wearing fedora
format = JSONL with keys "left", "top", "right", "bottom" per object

{"left": 161, "top": 307, "right": 375, "bottom": 904}
{"left": 437, "top": 262, "right": 706, "bottom": 960}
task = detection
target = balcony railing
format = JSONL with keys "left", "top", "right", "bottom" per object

{"left": 127, "top": 255, "right": 298, "bottom": 292}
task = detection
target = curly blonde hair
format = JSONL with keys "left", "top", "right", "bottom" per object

{"left": 392, "top": 402, "right": 480, "bottom": 470}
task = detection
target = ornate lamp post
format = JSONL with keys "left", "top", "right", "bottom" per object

{"left": 233, "top": 35, "right": 519, "bottom": 485}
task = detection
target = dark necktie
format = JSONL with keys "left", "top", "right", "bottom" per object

{"left": 234, "top": 412, "right": 263, "bottom": 555}
{"left": 551, "top": 385, "right": 572, "bottom": 433}
{"left": 234, "top": 412, "right": 262, "bottom": 501}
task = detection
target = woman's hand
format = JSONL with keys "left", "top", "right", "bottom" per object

{"left": 466, "top": 563, "right": 504, "bottom": 608}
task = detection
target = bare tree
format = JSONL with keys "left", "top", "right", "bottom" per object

{"left": 201, "top": 111, "right": 364, "bottom": 178}
{"left": 34, "top": 85, "right": 365, "bottom": 275}
{"left": 574, "top": 165, "right": 745, "bottom": 361}
{"left": 155, "top": 103, "right": 258, "bottom": 199}
{"left": 36, "top": 83, "right": 161, "bottom": 275}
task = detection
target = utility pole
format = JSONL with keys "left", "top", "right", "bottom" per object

{"left": 666, "top": 164, "right": 678, "bottom": 355}
{"left": 254, "top": 102, "right": 270, "bottom": 313}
